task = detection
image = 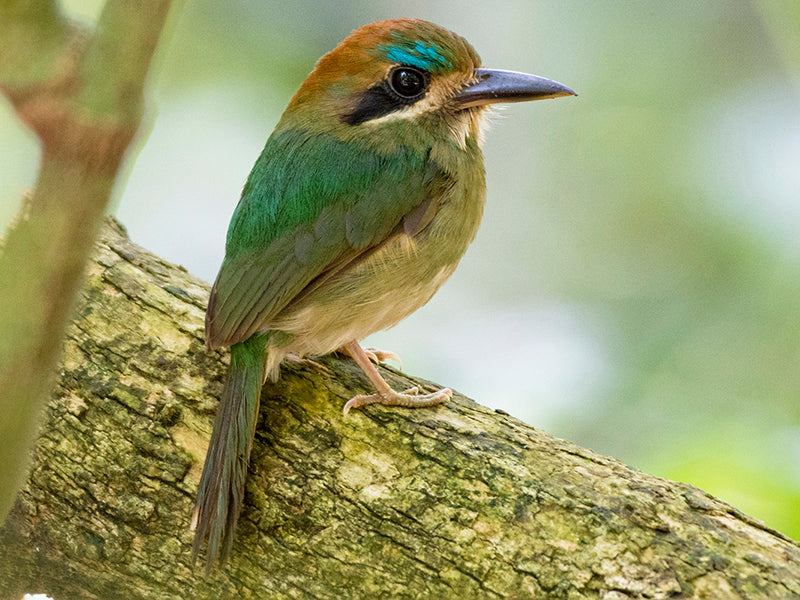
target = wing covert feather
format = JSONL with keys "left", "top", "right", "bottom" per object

{"left": 205, "top": 128, "right": 446, "bottom": 349}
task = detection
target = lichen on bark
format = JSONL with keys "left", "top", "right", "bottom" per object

{"left": 1, "top": 218, "right": 799, "bottom": 599}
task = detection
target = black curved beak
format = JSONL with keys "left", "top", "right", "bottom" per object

{"left": 453, "top": 68, "right": 576, "bottom": 108}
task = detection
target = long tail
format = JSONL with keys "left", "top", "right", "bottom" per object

{"left": 192, "top": 334, "right": 268, "bottom": 572}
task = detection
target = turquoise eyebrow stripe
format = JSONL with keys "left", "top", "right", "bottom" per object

{"left": 380, "top": 42, "right": 452, "bottom": 70}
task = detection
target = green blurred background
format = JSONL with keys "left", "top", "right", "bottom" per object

{"left": 3, "top": 0, "right": 799, "bottom": 541}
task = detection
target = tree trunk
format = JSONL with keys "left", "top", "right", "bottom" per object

{"left": 1, "top": 218, "right": 798, "bottom": 600}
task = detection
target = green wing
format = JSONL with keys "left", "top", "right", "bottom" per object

{"left": 205, "top": 128, "right": 442, "bottom": 349}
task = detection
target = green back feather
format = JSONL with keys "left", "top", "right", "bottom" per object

{"left": 206, "top": 126, "right": 443, "bottom": 348}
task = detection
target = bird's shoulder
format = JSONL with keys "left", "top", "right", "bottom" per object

{"left": 224, "top": 127, "right": 439, "bottom": 258}
{"left": 206, "top": 127, "right": 449, "bottom": 349}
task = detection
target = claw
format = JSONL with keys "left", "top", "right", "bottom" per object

{"left": 343, "top": 386, "right": 451, "bottom": 416}
{"left": 340, "top": 344, "right": 402, "bottom": 368}
{"left": 340, "top": 340, "right": 450, "bottom": 417}
{"left": 362, "top": 347, "right": 402, "bottom": 368}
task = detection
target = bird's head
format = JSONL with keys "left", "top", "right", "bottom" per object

{"left": 280, "top": 19, "right": 575, "bottom": 150}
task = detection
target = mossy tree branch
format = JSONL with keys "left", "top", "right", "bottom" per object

{"left": 0, "top": 0, "right": 174, "bottom": 520}
{"left": 1, "top": 219, "right": 799, "bottom": 599}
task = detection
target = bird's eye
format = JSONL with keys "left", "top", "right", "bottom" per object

{"left": 389, "top": 67, "right": 427, "bottom": 99}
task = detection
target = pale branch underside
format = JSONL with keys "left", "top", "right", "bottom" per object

{"left": 1, "top": 218, "right": 798, "bottom": 599}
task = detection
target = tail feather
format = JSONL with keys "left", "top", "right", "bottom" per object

{"left": 192, "top": 334, "right": 268, "bottom": 572}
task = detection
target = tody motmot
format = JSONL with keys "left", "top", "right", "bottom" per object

{"left": 192, "top": 18, "right": 575, "bottom": 569}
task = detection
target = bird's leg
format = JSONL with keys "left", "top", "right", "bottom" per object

{"left": 342, "top": 340, "right": 452, "bottom": 416}
{"left": 338, "top": 344, "right": 402, "bottom": 367}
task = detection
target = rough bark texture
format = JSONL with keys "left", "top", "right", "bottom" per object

{"left": 1, "top": 218, "right": 799, "bottom": 600}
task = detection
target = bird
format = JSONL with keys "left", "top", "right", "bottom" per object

{"left": 192, "top": 17, "right": 575, "bottom": 570}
